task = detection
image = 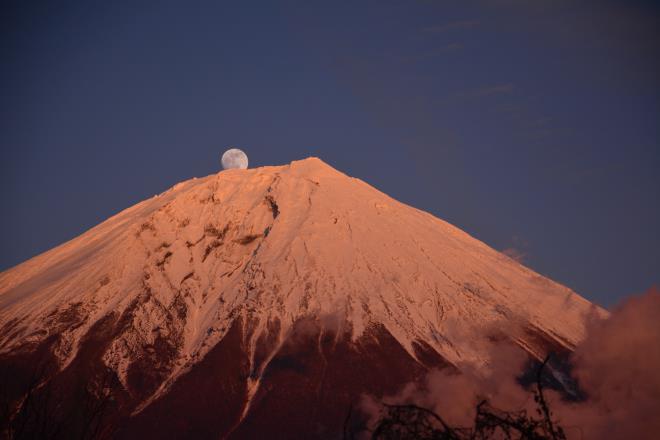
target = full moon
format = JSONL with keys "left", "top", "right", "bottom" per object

{"left": 221, "top": 148, "right": 249, "bottom": 170}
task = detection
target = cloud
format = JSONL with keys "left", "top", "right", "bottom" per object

{"left": 422, "top": 20, "right": 481, "bottom": 33}
{"left": 553, "top": 286, "right": 660, "bottom": 439}
{"left": 502, "top": 235, "right": 530, "bottom": 263}
{"left": 502, "top": 247, "right": 526, "bottom": 263}
{"left": 396, "top": 43, "right": 464, "bottom": 64}
{"left": 361, "top": 342, "right": 533, "bottom": 429}
{"left": 360, "top": 287, "right": 660, "bottom": 439}
{"left": 428, "top": 43, "right": 464, "bottom": 54}
{"left": 468, "top": 83, "right": 515, "bottom": 97}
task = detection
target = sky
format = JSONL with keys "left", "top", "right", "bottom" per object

{"left": 1, "top": 0, "right": 658, "bottom": 308}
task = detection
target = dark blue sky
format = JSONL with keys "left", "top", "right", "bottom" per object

{"left": 2, "top": 1, "right": 658, "bottom": 308}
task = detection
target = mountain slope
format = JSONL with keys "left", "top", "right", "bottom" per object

{"left": 0, "top": 158, "right": 603, "bottom": 438}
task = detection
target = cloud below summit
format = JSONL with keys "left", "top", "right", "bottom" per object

{"left": 362, "top": 286, "right": 660, "bottom": 439}
{"left": 554, "top": 286, "right": 660, "bottom": 439}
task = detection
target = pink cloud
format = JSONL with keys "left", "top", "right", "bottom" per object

{"left": 502, "top": 247, "right": 526, "bottom": 263}
{"left": 361, "top": 286, "right": 660, "bottom": 439}
{"left": 554, "top": 286, "right": 660, "bottom": 439}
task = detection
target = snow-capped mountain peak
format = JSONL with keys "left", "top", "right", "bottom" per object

{"left": 0, "top": 157, "right": 604, "bottom": 437}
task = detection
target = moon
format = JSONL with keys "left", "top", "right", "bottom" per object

{"left": 221, "top": 148, "right": 249, "bottom": 170}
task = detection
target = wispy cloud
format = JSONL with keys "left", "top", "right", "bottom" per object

{"left": 501, "top": 247, "right": 526, "bottom": 263}
{"left": 469, "top": 83, "right": 515, "bottom": 97}
{"left": 433, "top": 42, "right": 464, "bottom": 53}
{"left": 423, "top": 19, "right": 481, "bottom": 33}
{"left": 501, "top": 235, "right": 529, "bottom": 263}
{"left": 456, "top": 83, "right": 515, "bottom": 98}
{"left": 396, "top": 43, "right": 464, "bottom": 64}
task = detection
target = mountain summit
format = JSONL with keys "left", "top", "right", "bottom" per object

{"left": 0, "top": 158, "right": 601, "bottom": 438}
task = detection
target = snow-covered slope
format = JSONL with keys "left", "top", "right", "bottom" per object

{"left": 0, "top": 157, "right": 604, "bottom": 434}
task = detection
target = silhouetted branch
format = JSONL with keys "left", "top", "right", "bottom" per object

{"left": 534, "top": 355, "right": 562, "bottom": 440}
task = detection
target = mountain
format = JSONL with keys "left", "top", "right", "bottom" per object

{"left": 0, "top": 158, "right": 603, "bottom": 439}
